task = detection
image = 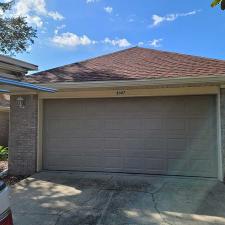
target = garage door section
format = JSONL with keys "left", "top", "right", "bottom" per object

{"left": 43, "top": 96, "right": 217, "bottom": 178}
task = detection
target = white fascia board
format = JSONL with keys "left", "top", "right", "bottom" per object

{"left": 0, "top": 106, "right": 9, "bottom": 112}
{"left": 37, "top": 75, "right": 225, "bottom": 90}
{"left": 0, "top": 55, "right": 38, "bottom": 71}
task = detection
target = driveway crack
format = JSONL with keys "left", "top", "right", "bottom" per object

{"left": 54, "top": 188, "right": 103, "bottom": 225}
{"left": 96, "top": 191, "right": 114, "bottom": 225}
{"left": 150, "top": 181, "right": 167, "bottom": 194}
{"left": 151, "top": 182, "right": 172, "bottom": 225}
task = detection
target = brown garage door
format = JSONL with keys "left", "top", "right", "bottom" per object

{"left": 43, "top": 95, "right": 218, "bottom": 177}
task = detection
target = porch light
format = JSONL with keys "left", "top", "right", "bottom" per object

{"left": 16, "top": 96, "right": 25, "bottom": 108}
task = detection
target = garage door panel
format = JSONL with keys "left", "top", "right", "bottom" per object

{"left": 83, "top": 138, "right": 104, "bottom": 148}
{"left": 103, "top": 157, "right": 123, "bottom": 170}
{"left": 188, "top": 118, "right": 209, "bottom": 130}
{"left": 46, "top": 156, "right": 86, "bottom": 169}
{"left": 121, "top": 138, "right": 144, "bottom": 149}
{"left": 103, "top": 149, "right": 122, "bottom": 157}
{"left": 43, "top": 96, "right": 217, "bottom": 177}
{"left": 142, "top": 129, "right": 164, "bottom": 137}
{"left": 82, "top": 156, "right": 103, "bottom": 169}
{"left": 104, "top": 138, "right": 120, "bottom": 149}
{"left": 143, "top": 99, "right": 166, "bottom": 112}
{"left": 165, "top": 119, "right": 186, "bottom": 130}
{"left": 124, "top": 157, "right": 146, "bottom": 171}
{"left": 45, "top": 102, "right": 85, "bottom": 118}
{"left": 142, "top": 118, "right": 163, "bottom": 130}
{"left": 167, "top": 151, "right": 189, "bottom": 160}
{"left": 83, "top": 149, "right": 103, "bottom": 157}
{"left": 164, "top": 100, "right": 186, "bottom": 116}
{"left": 121, "top": 130, "right": 144, "bottom": 138}
{"left": 167, "top": 128, "right": 187, "bottom": 137}
{"left": 144, "top": 158, "right": 166, "bottom": 171}
{"left": 104, "top": 119, "right": 123, "bottom": 130}
{"left": 103, "top": 130, "right": 122, "bottom": 138}
{"left": 47, "top": 148, "right": 84, "bottom": 157}
{"left": 125, "top": 149, "right": 143, "bottom": 157}
{"left": 121, "top": 119, "right": 142, "bottom": 130}
{"left": 143, "top": 138, "right": 166, "bottom": 149}
{"left": 143, "top": 150, "right": 165, "bottom": 158}
{"left": 167, "top": 159, "right": 189, "bottom": 175}
{"left": 83, "top": 119, "right": 103, "bottom": 130}
{"left": 185, "top": 98, "right": 212, "bottom": 116}
{"left": 167, "top": 138, "right": 187, "bottom": 150}
{"left": 47, "top": 120, "right": 83, "bottom": 136}
{"left": 85, "top": 130, "right": 103, "bottom": 138}
{"left": 188, "top": 160, "right": 215, "bottom": 177}
{"left": 189, "top": 150, "right": 212, "bottom": 160}
{"left": 47, "top": 138, "right": 85, "bottom": 149}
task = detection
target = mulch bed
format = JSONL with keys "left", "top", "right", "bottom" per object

{"left": 2, "top": 175, "right": 28, "bottom": 186}
{"left": 0, "top": 161, "right": 28, "bottom": 186}
{"left": 0, "top": 160, "right": 8, "bottom": 172}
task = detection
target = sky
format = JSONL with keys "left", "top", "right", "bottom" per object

{"left": 4, "top": 0, "right": 225, "bottom": 72}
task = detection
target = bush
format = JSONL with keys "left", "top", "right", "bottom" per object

{"left": 0, "top": 146, "right": 8, "bottom": 161}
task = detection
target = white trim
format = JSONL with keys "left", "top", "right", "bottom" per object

{"left": 39, "top": 86, "right": 219, "bottom": 99}
{"left": 9, "top": 91, "right": 37, "bottom": 95}
{"left": 0, "top": 55, "right": 37, "bottom": 71}
{"left": 0, "top": 106, "right": 9, "bottom": 112}
{"left": 7, "top": 77, "right": 225, "bottom": 94}
{"left": 0, "top": 72, "right": 19, "bottom": 80}
{"left": 0, "top": 62, "right": 28, "bottom": 73}
{"left": 217, "top": 90, "right": 224, "bottom": 181}
{"left": 36, "top": 98, "right": 43, "bottom": 172}
{"left": 37, "top": 76, "right": 225, "bottom": 89}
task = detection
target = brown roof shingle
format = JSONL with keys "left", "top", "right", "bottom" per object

{"left": 25, "top": 47, "right": 225, "bottom": 83}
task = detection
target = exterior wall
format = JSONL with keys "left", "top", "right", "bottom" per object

{"left": 8, "top": 95, "right": 38, "bottom": 175}
{"left": 0, "top": 111, "right": 9, "bottom": 146}
{"left": 220, "top": 89, "right": 225, "bottom": 177}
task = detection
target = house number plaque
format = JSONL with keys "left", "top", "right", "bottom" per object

{"left": 116, "top": 90, "right": 126, "bottom": 96}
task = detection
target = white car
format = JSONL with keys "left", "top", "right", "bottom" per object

{"left": 0, "top": 180, "right": 13, "bottom": 225}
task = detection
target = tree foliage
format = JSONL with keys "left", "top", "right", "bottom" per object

{"left": 211, "top": 0, "right": 225, "bottom": 10}
{"left": 0, "top": 1, "right": 37, "bottom": 55}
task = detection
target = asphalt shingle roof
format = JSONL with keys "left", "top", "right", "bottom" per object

{"left": 25, "top": 47, "right": 225, "bottom": 83}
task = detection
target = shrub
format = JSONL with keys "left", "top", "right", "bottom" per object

{"left": 0, "top": 146, "right": 8, "bottom": 161}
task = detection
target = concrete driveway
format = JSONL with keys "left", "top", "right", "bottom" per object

{"left": 9, "top": 171, "right": 225, "bottom": 225}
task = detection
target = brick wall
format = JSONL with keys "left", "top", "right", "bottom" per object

{"left": 0, "top": 111, "right": 9, "bottom": 146}
{"left": 8, "top": 95, "right": 38, "bottom": 175}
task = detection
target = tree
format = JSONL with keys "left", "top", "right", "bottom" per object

{"left": 0, "top": 1, "right": 37, "bottom": 55}
{"left": 211, "top": 0, "right": 225, "bottom": 10}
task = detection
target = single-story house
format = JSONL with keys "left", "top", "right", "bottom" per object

{"left": 6, "top": 47, "right": 225, "bottom": 181}
{"left": 0, "top": 94, "right": 9, "bottom": 146}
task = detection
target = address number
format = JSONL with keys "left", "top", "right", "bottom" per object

{"left": 116, "top": 90, "right": 126, "bottom": 95}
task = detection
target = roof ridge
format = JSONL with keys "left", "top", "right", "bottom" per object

{"left": 30, "top": 47, "right": 225, "bottom": 77}
{"left": 30, "top": 47, "right": 138, "bottom": 76}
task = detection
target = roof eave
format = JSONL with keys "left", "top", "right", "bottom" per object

{"left": 35, "top": 75, "right": 225, "bottom": 90}
{"left": 0, "top": 55, "right": 38, "bottom": 71}
{"left": 0, "top": 77, "right": 57, "bottom": 93}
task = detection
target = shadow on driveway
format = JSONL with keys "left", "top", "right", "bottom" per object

{"left": 9, "top": 171, "right": 225, "bottom": 225}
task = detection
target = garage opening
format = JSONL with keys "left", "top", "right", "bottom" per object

{"left": 43, "top": 95, "right": 218, "bottom": 178}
